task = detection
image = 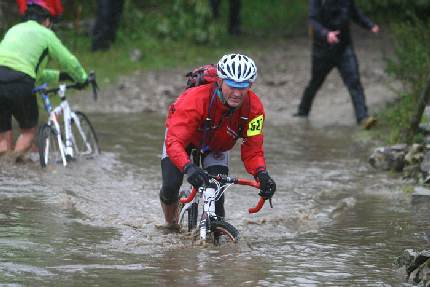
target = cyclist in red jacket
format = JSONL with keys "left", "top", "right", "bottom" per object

{"left": 160, "top": 53, "right": 276, "bottom": 230}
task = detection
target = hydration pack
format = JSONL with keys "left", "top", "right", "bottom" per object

{"left": 185, "top": 64, "right": 218, "bottom": 89}
{"left": 184, "top": 64, "right": 251, "bottom": 153}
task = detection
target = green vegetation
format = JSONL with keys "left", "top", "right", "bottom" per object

{"left": 52, "top": 0, "right": 306, "bottom": 86}
{"left": 356, "top": 0, "right": 430, "bottom": 20}
{"left": 372, "top": 19, "right": 430, "bottom": 144}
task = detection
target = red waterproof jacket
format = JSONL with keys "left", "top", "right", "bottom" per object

{"left": 165, "top": 83, "right": 266, "bottom": 176}
{"left": 16, "top": 0, "right": 64, "bottom": 17}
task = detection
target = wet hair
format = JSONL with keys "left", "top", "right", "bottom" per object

{"left": 23, "top": 4, "right": 52, "bottom": 23}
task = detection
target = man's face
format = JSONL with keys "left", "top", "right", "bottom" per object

{"left": 221, "top": 81, "right": 249, "bottom": 108}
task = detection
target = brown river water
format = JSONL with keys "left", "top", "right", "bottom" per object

{"left": 0, "top": 111, "right": 428, "bottom": 286}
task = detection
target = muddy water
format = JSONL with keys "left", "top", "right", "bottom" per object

{"left": 0, "top": 112, "right": 428, "bottom": 286}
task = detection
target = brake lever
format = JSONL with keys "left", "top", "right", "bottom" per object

{"left": 269, "top": 199, "right": 273, "bottom": 208}
{"left": 91, "top": 80, "right": 98, "bottom": 101}
{"left": 88, "top": 71, "right": 98, "bottom": 101}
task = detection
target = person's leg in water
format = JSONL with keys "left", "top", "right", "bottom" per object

{"left": 159, "top": 157, "right": 183, "bottom": 231}
{"left": 14, "top": 127, "right": 37, "bottom": 162}
{"left": 296, "top": 48, "right": 335, "bottom": 117}
{"left": 0, "top": 86, "right": 13, "bottom": 155}
{"left": 11, "top": 78, "right": 38, "bottom": 161}
{"left": 202, "top": 151, "right": 229, "bottom": 218}
{"left": 0, "top": 131, "right": 13, "bottom": 155}
{"left": 205, "top": 165, "right": 228, "bottom": 218}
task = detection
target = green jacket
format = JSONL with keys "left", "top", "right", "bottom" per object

{"left": 0, "top": 20, "right": 87, "bottom": 85}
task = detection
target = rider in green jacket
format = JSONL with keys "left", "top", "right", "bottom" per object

{"left": 0, "top": 3, "right": 87, "bottom": 159}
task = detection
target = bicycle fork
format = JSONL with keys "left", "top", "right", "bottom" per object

{"left": 48, "top": 116, "right": 67, "bottom": 167}
{"left": 200, "top": 187, "right": 217, "bottom": 240}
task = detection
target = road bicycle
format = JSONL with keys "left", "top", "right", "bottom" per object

{"left": 34, "top": 72, "right": 100, "bottom": 168}
{"left": 178, "top": 173, "right": 269, "bottom": 245}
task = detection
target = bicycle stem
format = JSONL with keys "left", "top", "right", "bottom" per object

{"left": 178, "top": 175, "right": 267, "bottom": 213}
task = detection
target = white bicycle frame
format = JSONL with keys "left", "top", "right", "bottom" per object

{"left": 179, "top": 179, "right": 233, "bottom": 240}
{"left": 42, "top": 84, "right": 93, "bottom": 166}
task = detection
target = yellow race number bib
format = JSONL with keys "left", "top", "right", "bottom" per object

{"left": 247, "top": 115, "right": 264, "bottom": 136}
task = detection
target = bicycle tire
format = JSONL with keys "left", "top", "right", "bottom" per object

{"left": 187, "top": 202, "right": 198, "bottom": 232}
{"left": 71, "top": 111, "right": 100, "bottom": 158}
{"left": 179, "top": 201, "right": 198, "bottom": 232}
{"left": 37, "top": 124, "right": 62, "bottom": 168}
{"left": 210, "top": 219, "right": 239, "bottom": 245}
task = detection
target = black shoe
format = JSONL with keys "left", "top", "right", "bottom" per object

{"left": 293, "top": 112, "right": 308, "bottom": 118}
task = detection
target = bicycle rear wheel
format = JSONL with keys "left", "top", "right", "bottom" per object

{"left": 210, "top": 219, "right": 239, "bottom": 245}
{"left": 37, "top": 124, "right": 63, "bottom": 168}
{"left": 71, "top": 111, "right": 100, "bottom": 158}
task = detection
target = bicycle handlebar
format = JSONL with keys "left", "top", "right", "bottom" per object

{"left": 33, "top": 71, "right": 98, "bottom": 101}
{"left": 179, "top": 174, "right": 268, "bottom": 214}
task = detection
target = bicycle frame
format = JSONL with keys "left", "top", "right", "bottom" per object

{"left": 40, "top": 84, "right": 94, "bottom": 166}
{"left": 179, "top": 175, "right": 266, "bottom": 241}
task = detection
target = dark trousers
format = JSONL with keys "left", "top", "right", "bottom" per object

{"left": 209, "top": 0, "right": 241, "bottom": 35}
{"left": 298, "top": 45, "right": 369, "bottom": 123}
{"left": 160, "top": 157, "right": 227, "bottom": 218}
{"left": 91, "top": 0, "right": 124, "bottom": 51}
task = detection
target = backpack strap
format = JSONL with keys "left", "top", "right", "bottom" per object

{"left": 237, "top": 92, "right": 250, "bottom": 139}
{"left": 199, "top": 83, "right": 219, "bottom": 153}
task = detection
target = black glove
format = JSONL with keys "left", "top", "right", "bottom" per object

{"left": 184, "top": 162, "right": 209, "bottom": 189}
{"left": 59, "top": 72, "right": 73, "bottom": 82}
{"left": 256, "top": 170, "right": 276, "bottom": 200}
{"left": 75, "top": 78, "right": 89, "bottom": 90}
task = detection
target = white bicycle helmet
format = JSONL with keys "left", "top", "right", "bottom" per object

{"left": 217, "top": 53, "right": 258, "bottom": 84}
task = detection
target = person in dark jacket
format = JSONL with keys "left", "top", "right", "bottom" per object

{"left": 294, "top": 0, "right": 379, "bottom": 129}
{"left": 91, "top": 0, "right": 124, "bottom": 52}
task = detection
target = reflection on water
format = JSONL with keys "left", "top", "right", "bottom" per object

{"left": 0, "top": 112, "right": 428, "bottom": 286}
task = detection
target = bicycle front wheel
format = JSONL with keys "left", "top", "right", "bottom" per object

{"left": 71, "top": 111, "right": 100, "bottom": 158}
{"left": 37, "top": 124, "right": 63, "bottom": 168}
{"left": 211, "top": 219, "right": 239, "bottom": 245}
{"left": 179, "top": 202, "right": 198, "bottom": 233}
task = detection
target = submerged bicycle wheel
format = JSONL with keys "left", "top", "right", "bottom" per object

{"left": 187, "top": 202, "right": 198, "bottom": 232}
{"left": 179, "top": 202, "right": 198, "bottom": 232}
{"left": 71, "top": 111, "right": 100, "bottom": 158}
{"left": 211, "top": 219, "right": 239, "bottom": 245}
{"left": 37, "top": 124, "right": 63, "bottom": 168}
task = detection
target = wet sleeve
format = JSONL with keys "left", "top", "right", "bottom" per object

{"left": 38, "top": 69, "right": 60, "bottom": 86}
{"left": 350, "top": 0, "right": 374, "bottom": 30}
{"left": 46, "top": 30, "right": 87, "bottom": 84}
{"left": 309, "top": 0, "right": 329, "bottom": 41}
{"left": 165, "top": 95, "right": 204, "bottom": 172}
{"left": 241, "top": 97, "right": 266, "bottom": 176}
